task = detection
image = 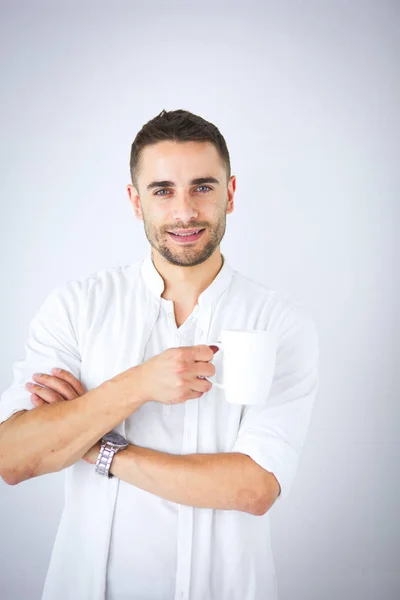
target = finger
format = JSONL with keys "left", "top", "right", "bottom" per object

{"left": 51, "top": 368, "right": 87, "bottom": 396}
{"left": 190, "top": 376, "right": 213, "bottom": 394}
{"left": 191, "top": 345, "right": 217, "bottom": 362}
{"left": 25, "top": 382, "right": 65, "bottom": 404}
{"left": 31, "top": 393, "right": 45, "bottom": 407}
{"left": 187, "top": 390, "right": 205, "bottom": 400}
{"left": 193, "top": 361, "right": 215, "bottom": 378}
{"left": 31, "top": 373, "right": 79, "bottom": 401}
{"left": 173, "top": 389, "right": 204, "bottom": 402}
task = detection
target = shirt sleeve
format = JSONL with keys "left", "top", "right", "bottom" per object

{"left": 0, "top": 280, "right": 82, "bottom": 426}
{"left": 232, "top": 303, "right": 320, "bottom": 502}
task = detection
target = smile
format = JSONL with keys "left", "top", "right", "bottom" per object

{"left": 167, "top": 229, "right": 205, "bottom": 243}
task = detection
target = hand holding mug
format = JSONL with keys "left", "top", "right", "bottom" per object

{"left": 136, "top": 345, "right": 218, "bottom": 405}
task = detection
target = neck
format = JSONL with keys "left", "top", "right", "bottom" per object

{"left": 151, "top": 249, "right": 224, "bottom": 305}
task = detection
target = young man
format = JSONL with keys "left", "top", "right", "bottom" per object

{"left": 0, "top": 109, "right": 319, "bottom": 600}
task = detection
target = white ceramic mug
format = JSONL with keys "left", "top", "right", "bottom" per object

{"left": 205, "top": 329, "right": 277, "bottom": 405}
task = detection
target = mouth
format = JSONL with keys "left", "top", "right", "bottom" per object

{"left": 167, "top": 228, "right": 205, "bottom": 244}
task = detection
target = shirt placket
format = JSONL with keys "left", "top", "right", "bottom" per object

{"left": 163, "top": 303, "right": 195, "bottom": 416}
{"left": 121, "top": 298, "right": 161, "bottom": 437}
{"left": 174, "top": 304, "right": 213, "bottom": 600}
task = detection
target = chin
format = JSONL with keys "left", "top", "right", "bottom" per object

{"left": 165, "top": 247, "right": 217, "bottom": 268}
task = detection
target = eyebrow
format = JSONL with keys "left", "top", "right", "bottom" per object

{"left": 146, "top": 176, "right": 220, "bottom": 191}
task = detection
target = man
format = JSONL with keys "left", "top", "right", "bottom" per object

{"left": 0, "top": 109, "right": 319, "bottom": 600}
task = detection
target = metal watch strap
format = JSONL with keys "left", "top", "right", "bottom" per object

{"left": 95, "top": 444, "right": 117, "bottom": 479}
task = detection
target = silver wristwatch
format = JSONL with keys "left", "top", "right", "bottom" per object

{"left": 95, "top": 432, "right": 129, "bottom": 479}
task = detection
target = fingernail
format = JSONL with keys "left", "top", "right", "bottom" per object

{"left": 209, "top": 345, "right": 219, "bottom": 354}
{"left": 53, "top": 368, "right": 61, "bottom": 373}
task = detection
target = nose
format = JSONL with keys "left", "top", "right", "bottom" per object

{"left": 171, "top": 191, "right": 199, "bottom": 221}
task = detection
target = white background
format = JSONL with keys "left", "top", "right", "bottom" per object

{"left": 0, "top": 1, "right": 398, "bottom": 598}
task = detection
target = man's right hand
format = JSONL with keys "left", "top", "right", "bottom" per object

{"left": 136, "top": 345, "right": 218, "bottom": 405}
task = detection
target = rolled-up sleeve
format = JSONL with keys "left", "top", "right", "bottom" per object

{"left": 0, "top": 280, "right": 82, "bottom": 426}
{"left": 232, "top": 303, "right": 320, "bottom": 502}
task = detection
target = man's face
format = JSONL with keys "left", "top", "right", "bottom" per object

{"left": 128, "top": 140, "right": 235, "bottom": 267}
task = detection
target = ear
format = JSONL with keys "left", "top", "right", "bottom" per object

{"left": 226, "top": 175, "right": 236, "bottom": 215}
{"left": 127, "top": 184, "right": 143, "bottom": 220}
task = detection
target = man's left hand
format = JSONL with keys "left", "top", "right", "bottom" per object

{"left": 25, "top": 368, "right": 101, "bottom": 464}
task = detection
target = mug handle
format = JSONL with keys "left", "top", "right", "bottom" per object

{"left": 205, "top": 341, "right": 224, "bottom": 389}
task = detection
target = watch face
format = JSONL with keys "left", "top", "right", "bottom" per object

{"left": 103, "top": 432, "right": 127, "bottom": 447}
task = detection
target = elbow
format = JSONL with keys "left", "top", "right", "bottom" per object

{"left": 1, "top": 471, "right": 21, "bottom": 486}
{"left": 1, "top": 454, "right": 67, "bottom": 485}
{"left": 238, "top": 487, "right": 270, "bottom": 516}
{"left": 0, "top": 464, "right": 37, "bottom": 486}
{"left": 0, "top": 450, "right": 42, "bottom": 486}
{"left": 0, "top": 462, "right": 24, "bottom": 485}
{"left": 0, "top": 412, "right": 36, "bottom": 485}
{"left": 248, "top": 492, "right": 278, "bottom": 516}
{"left": 248, "top": 494, "right": 270, "bottom": 516}
{"left": 0, "top": 450, "right": 17, "bottom": 485}
{"left": 245, "top": 477, "right": 281, "bottom": 516}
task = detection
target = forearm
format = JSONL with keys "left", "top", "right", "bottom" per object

{"left": 109, "top": 445, "right": 278, "bottom": 515}
{"left": 0, "top": 367, "right": 146, "bottom": 484}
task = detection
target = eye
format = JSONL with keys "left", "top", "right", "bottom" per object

{"left": 154, "top": 185, "right": 213, "bottom": 196}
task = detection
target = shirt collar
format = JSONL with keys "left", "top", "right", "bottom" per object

{"left": 140, "top": 251, "right": 234, "bottom": 307}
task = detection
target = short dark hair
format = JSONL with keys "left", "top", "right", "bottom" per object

{"left": 129, "top": 109, "right": 231, "bottom": 191}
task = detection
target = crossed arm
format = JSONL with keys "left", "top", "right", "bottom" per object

{"left": 11, "top": 369, "right": 280, "bottom": 514}
{"left": 85, "top": 441, "right": 281, "bottom": 516}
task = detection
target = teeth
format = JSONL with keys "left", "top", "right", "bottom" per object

{"left": 173, "top": 230, "right": 200, "bottom": 237}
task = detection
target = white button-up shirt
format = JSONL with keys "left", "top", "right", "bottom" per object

{"left": 107, "top": 296, "right": 196, "bottom": 600}
{"left": 0, "top": 253, "right": 319, "bottom": 600}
